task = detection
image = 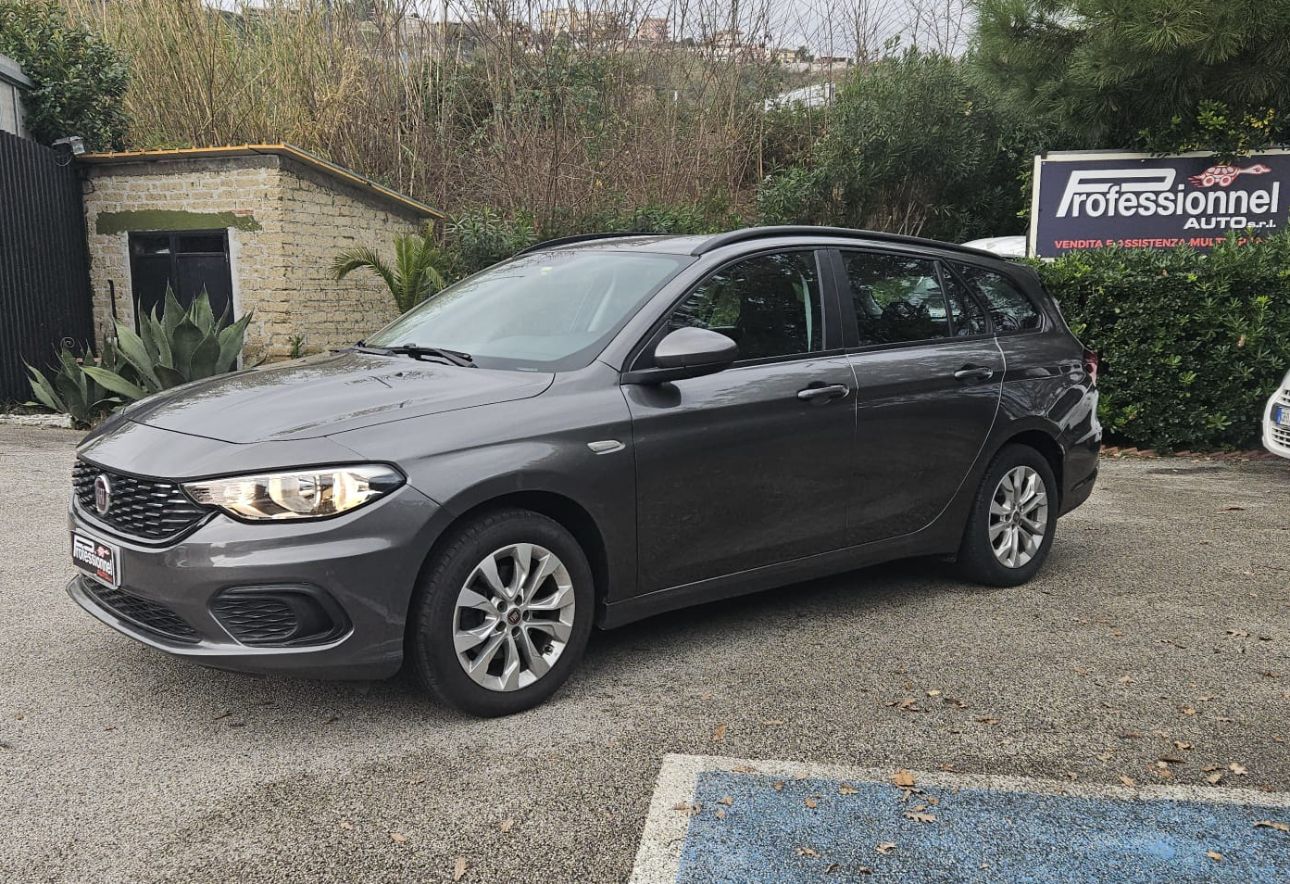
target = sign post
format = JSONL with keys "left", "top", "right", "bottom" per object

{"left": 1029, "top": 150, "right": 1290, "bottom": 258}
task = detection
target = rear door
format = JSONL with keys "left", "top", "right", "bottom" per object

{"left": 624, "top": 249, "right": 855, "bottom": 593}
{"left": 835, "top": 249, "right": 1003, "bottom": 545}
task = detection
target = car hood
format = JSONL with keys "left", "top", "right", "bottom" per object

{"left": 125, "top": 351, "right": 555, "bottom": 443}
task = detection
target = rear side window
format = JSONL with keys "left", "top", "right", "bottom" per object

{"left": 952, "top": 262, "right": 1042, "bottom": 333}
{"left": 842, "top": 252, "right": 949, "bottom": 345}
{"left": 670, "top": 251, "right": 823, "bottom": 360}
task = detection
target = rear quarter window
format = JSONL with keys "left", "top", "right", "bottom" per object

{"left": 951, "top": 262, "right": 1042, "bottom": 333}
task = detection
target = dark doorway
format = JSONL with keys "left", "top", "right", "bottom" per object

{"left": 128, "top": 230, "right": 233, "bottom": 324}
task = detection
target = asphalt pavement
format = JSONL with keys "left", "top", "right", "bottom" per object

{"left": 0, "top": 426, "right": 1286, "bottom": 883}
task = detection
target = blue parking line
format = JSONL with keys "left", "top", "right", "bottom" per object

{"left": 676, "top": 771, "right": 1290, "bottom": 882}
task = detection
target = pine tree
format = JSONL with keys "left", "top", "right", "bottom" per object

{"left": 974, "top": 0, "right": 1290, "bottom": 155}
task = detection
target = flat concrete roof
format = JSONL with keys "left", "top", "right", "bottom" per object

{"left": 78, "top": 143, "right": 444, "bottom": 220}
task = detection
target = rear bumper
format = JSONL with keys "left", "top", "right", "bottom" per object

{"left": 66, "top": 485, "right": 442, "bottom": 680}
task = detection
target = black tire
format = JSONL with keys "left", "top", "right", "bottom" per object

{"left": 408, "top": 508, "right": 594, "bottom": 716}
{"left": 955, "top": 444, "right": 1059, "bottom": 587}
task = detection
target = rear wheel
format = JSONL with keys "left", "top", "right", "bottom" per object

{"left": 408, "top": 508, "right": 594, "bottom": 716}
{"left": 955, "top": 444, "right": 1058, "bottom": 586}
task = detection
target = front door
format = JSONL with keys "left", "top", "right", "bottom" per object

{"left": 835, "top": 249, "right": 1004, "bottom": 545}
{"left": 625, "top": 249, "right": 855, "bottom": 594}
{"left": 128, "top": 230, "right": 233, "bottom": 324}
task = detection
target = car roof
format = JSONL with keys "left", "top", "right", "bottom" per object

{"left": 516, "top": 226, "right": 1006, "bottom": 262}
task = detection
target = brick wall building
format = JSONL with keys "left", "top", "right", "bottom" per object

{"left": 79, "top": 145, "right": 442, "bottom": 360}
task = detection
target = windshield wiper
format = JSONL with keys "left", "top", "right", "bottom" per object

{"left": 351, "top": 342, "right": 475, "bottom": 368}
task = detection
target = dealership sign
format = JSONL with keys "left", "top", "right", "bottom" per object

{"left": 1029, "top": 150, "right": 1289, "bottom": 257}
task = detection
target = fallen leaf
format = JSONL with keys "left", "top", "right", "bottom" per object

{"left": 712, "top": 723, "right": 727, "bottom": 743}
{"left": 672, "top": 801, "right": 702, "bottom": 816}
{"left": 796, "top": 846, "right": 819, "bottom": 857}
{"left": 839, "top": 784, "right": 858, "bottom": 796}
{"left": 1229, "top": 762, "right": 1247, "bottom": 775}
{"left": 212, "top": 710, "right": 232, "bottom": 721}
{"left": 1207, "top": 772, "right": 1225, "bottom": 785}
{"left": 804, "top": 797, "right": 818, "bottom": 809}
{"left": 715, "top": 808, "right": 726, "bottom": 820}
{"left": 1119, "top": 775, "right": 1136, "bottom": 787}
{"left": 773, "top": 781, "right": 785, "bottom": 792}
{"left": 409, "top": 776, "right": 425, "bottom": 785}
{"left": 389, "top": 832, "right": 408, "bottom": 845}
{"left": 904, "top": 811, "right": 936, "bottom": 823}
{"left": 926, "top": 689, "right": 942, "bottom": 697}
{"left": 1117, "top": 675, "right": 1135, "bottom": 684}
{"left": 1174, "top": 740, "right": 1193, "bottom": 751}
{"left": 719, "top": 795, "right": 734, "bottom": 806}
{"left": 499, "top": 818, "right": 514, "bottom": 833}
{"left": 887, "top": 698, "right": 921, "bottom": 712}
{"left": 453, "top": 856, "right": 468, "bottom": 881}
{"left": 944, "top": 697, "right": 969, "bottom": 709}
{"left": 731, "top": 764, "right": 758, "bottom": 774}
{"left": 891, "top": 769, "right": 916, "bottom": 788}
{"left": 976, "top": 716, "right": 1000, "bottom": 726}
{"left": 926, "top": 796, "right": 940, "bottom": 806}
{"left": 1180, "top": 706, "right": 1197, "bottom": 716}
{"left": 1226, "top": 629, "right": 1250, "bottom": 638}
{"left": 876, "top": 842, "right": 897, "bottom": 854}
{"left": 338, "top": 820, "right": 353, "bottom": 830}
{"left": 1254, "top": 820, "right": 1289, "bottom": 833}
{"left": 1206, "top": 850, "right": 1223, "bottom": 862}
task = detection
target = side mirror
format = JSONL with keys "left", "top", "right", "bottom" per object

{"left": 623, "top": 327, "right": 738, "bottom": 384}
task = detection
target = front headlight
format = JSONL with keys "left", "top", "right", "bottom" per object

{"left": 182, "top": 465, "right": 404, "bottom": 521}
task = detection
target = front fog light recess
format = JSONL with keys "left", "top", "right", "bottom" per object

{"left": 183, "top": 465, "right": 403, "bottom": 520}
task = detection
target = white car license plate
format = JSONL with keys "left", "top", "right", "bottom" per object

{"left": 72, "top": 531, "right": 121, "bottom": 589}
{"left": 1276, "top": 405, "right": 1290, "bottom": 427}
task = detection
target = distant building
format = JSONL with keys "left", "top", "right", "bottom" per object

{"left": 540, "top": 7, "right": 628, "bottom": 44}
{"left": 0, "top": 54, "right": 32, "bottom": 139}
{"left": 635, "top": 17, "right": 669, "bottom": 43}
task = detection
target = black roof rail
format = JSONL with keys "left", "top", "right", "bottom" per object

{"left": 513, "top": 232, "right": 656, "bottom": 256}
{"left": 690, "top": 226, "right": 1003, "bottom": 259}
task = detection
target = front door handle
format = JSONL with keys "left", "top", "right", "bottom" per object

{"left": 953, "top": 365, "right": 995, "bottom": 383}
{"left": 797, "top": 383, "right": 850, "bottom": 402}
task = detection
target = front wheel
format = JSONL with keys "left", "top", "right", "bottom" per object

{"left": 955, "top": 444, "right": 1058, "bottom": 587}
{"left": 407, "top": 508, "right": 594, "bottom": 716}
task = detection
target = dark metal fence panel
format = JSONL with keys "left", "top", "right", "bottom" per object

{"left": 0, "top": 131, "right": 94, "bottom": 402}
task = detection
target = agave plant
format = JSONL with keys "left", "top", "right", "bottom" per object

{"left": 80, "top": 288, "right": 251, "bottom": 402}
{"left": 26, "top": 339, "right": 129, "bottom": 427}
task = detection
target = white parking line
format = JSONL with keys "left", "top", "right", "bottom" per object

{"left": 629, "top": 753, "right": 1290, "bottom": 884}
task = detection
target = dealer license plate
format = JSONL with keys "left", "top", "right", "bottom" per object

{"left": 72, "top": 531, "right": 120, "bottom": 589}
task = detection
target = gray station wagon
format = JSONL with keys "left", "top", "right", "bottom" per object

{"left": 68, "top": 227, "right": 1101, "bottom": 716}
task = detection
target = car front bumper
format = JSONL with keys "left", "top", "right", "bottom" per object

{"left": 66, "top": 484, "right": 442, "bottom": 680}
{"left": 1264, "top": 388, "right": 1290, "bottom": 460}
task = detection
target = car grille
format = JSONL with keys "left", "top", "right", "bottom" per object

{"left": 80, "top": 577, "right": 200, "bottom": 643}
{"left": 73, "top": 460, "right": 209, "bottom": 541}
{"left": 211, "top": 596, "right": 300, "bottom": 645}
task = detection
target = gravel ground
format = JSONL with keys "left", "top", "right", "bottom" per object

{"left": 0, "top": 426, "right": 1286, "bottom": 883}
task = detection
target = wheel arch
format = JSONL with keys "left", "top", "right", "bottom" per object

{"left": 408, "top": 488, "right": 613, "bottom": 635}
{"left": 992, "top": 426, "right": 1064, "bottom": 506}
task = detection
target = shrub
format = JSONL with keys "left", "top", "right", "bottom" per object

{"left": 332, "top": 229, "right": 446, "bottom": 313}
{"left": 26, "top": 340, "right": 129, "bottom": 426}
{"left": 1036, "top": 234, "right": 1290, "bottom": 451}
{"left": 0, "top": 0, "right": 128, "bottom": 150}
{"left": 757, "top": 50, "right": 1039, "bottom": 241}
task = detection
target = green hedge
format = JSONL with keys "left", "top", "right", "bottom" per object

{"left": 1035, "top": 233, "right": 1290, "bottom": 451}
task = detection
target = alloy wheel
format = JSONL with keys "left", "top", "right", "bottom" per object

{"left": 988, "top": 465, "right": 1048, "bottom": 568}
{"left": 453, "top": 543, "right": 576, "bottom": 692}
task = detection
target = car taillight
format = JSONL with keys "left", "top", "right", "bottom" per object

{"left": 1083, "top": 349, "right": 1099, "bottom": 386}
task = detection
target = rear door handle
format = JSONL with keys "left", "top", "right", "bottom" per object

{"left": 953, "top": 365, "right": 995, "bottom": 383}
{"left": 797, "top": 383, "right": 850, "bottom": 402}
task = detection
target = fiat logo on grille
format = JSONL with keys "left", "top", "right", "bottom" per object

{"left": 93, "top": 473, "right": 112, "bottom": 515}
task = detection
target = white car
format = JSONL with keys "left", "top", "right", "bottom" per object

{"left": 962, "top": 235, "right": 1027, "bottom": 258}
{"left": 1265, "top": 369, "right": 1290, "bottom": 459}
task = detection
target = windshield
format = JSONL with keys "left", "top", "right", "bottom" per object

{"left": 366, "top": 250, "right": 690, "bottom": 371}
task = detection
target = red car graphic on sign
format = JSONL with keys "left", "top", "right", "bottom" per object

{"left": 1188, "top": 163, "right": 1272, "bottom": 187}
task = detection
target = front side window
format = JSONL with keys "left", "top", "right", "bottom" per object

{"left": 952, "top": 262, "right": 1042, "bottom": 333}
{"left": 368, "top": 250, "right": 689, "bottom": 371}
{"left": 668, "top": 251, "right": 823, "bottom": 361}
{"left": 843, "top": 252, "right": 950, "bottom": 346}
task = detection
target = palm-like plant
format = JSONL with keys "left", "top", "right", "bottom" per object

{"left": 331, "top": 231, "right": 446, "bottom": 314}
